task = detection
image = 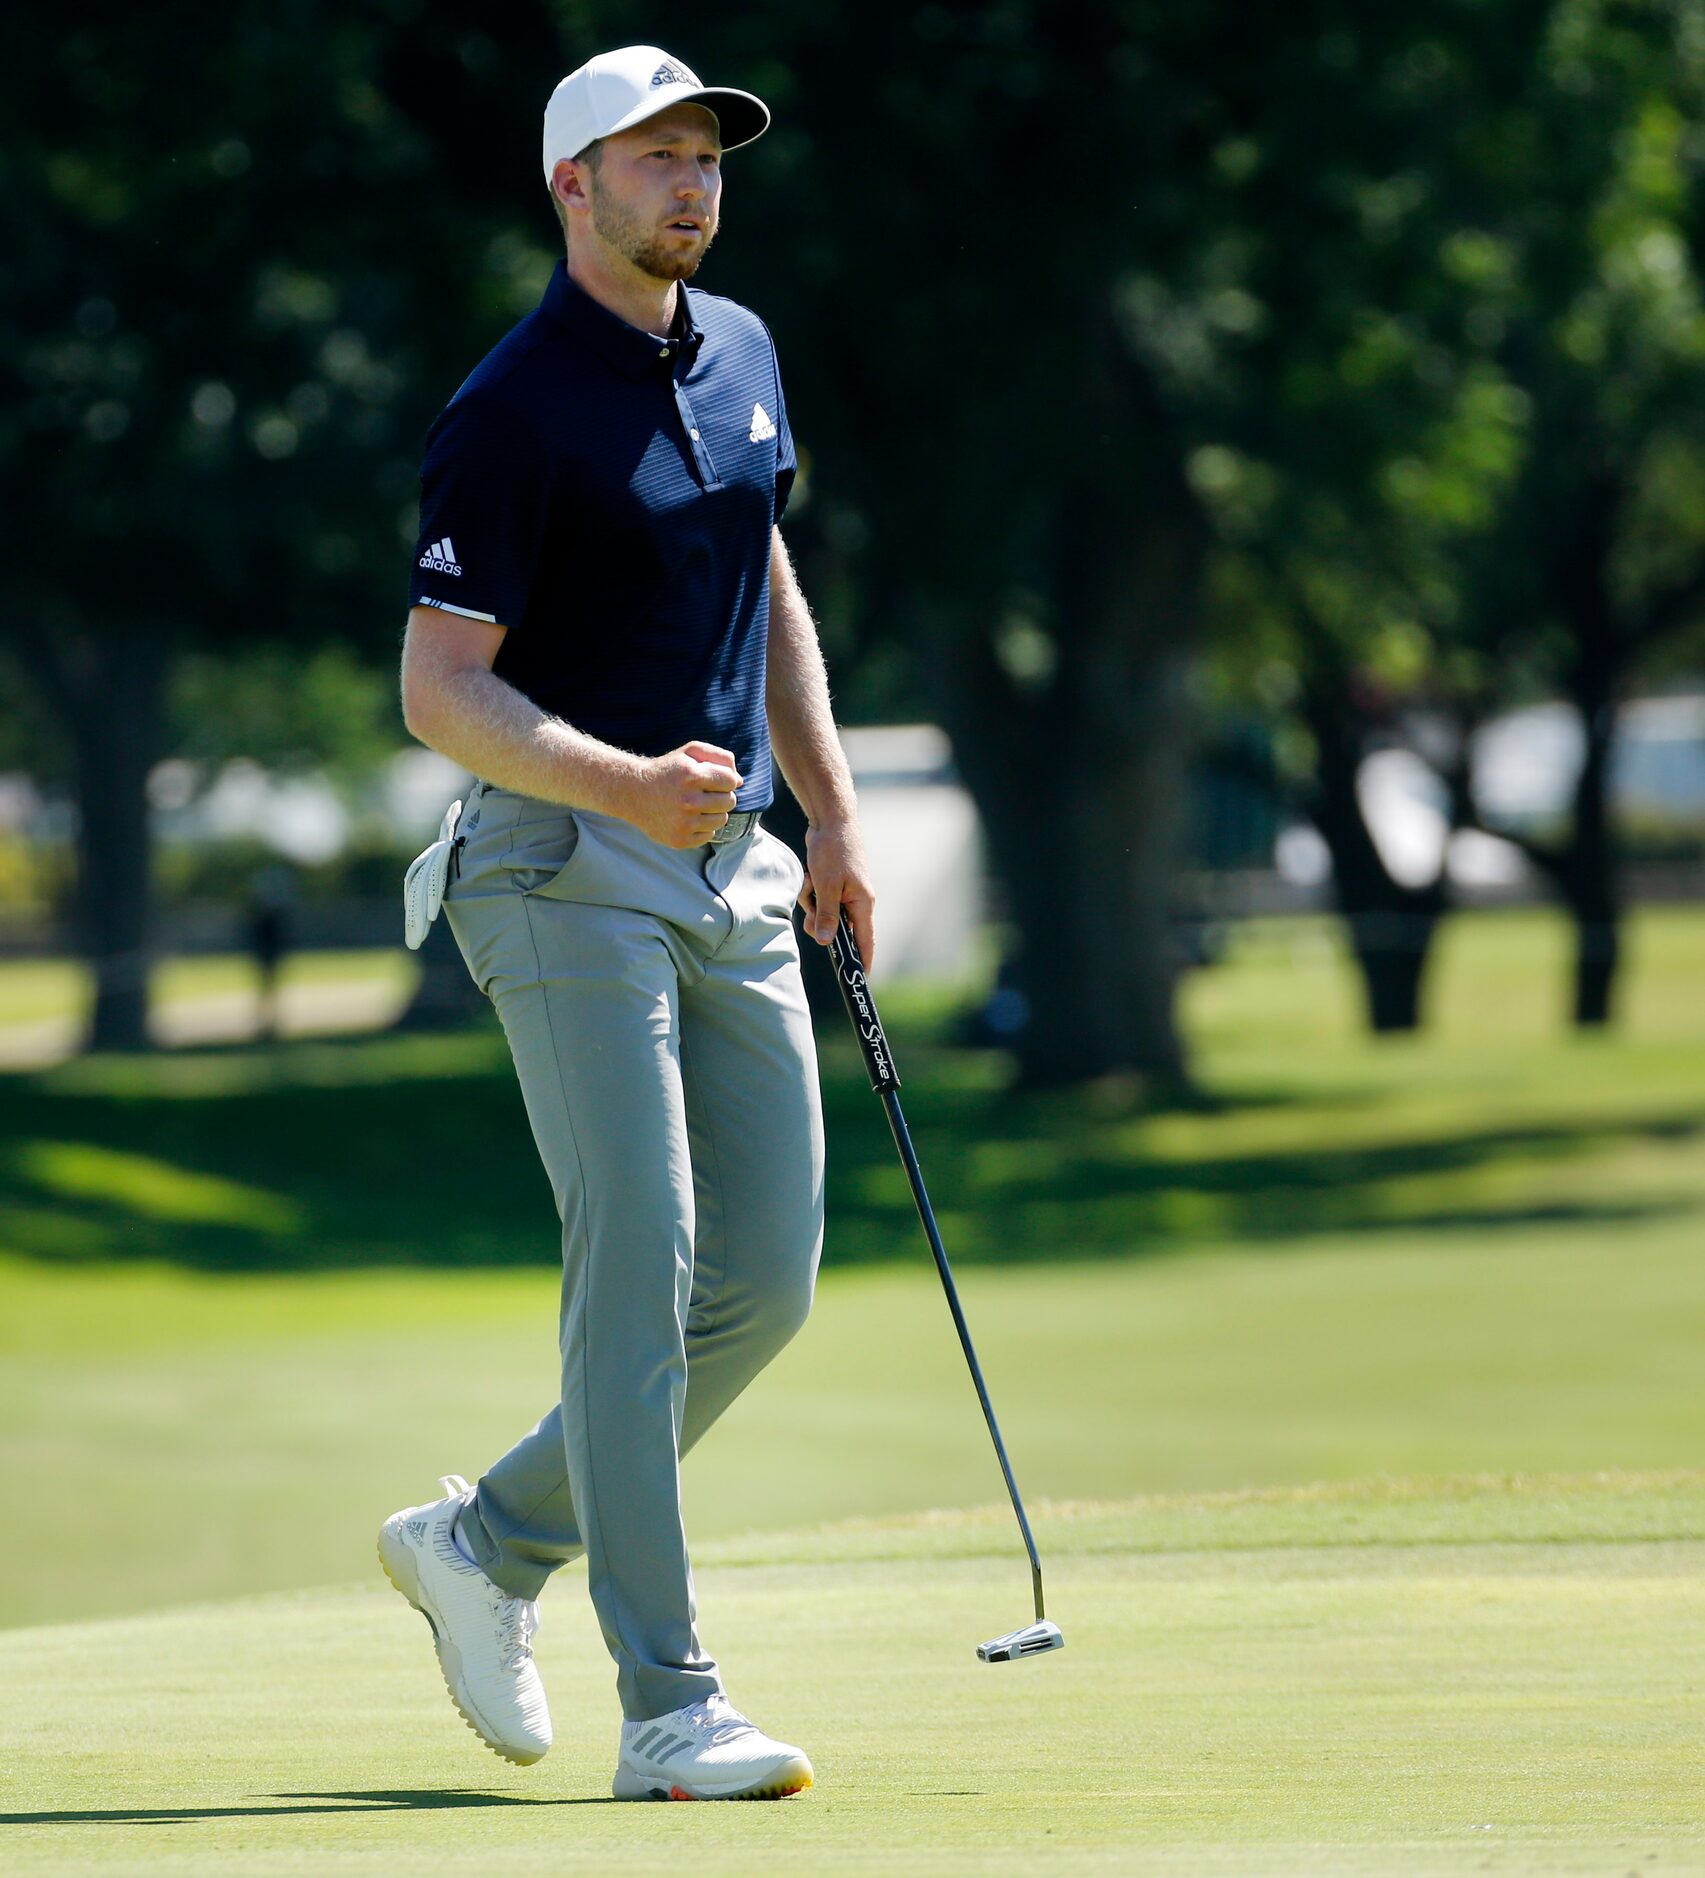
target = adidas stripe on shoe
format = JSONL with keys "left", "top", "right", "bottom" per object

{"left": 613, "top": 1693, "right": 812, "bottom": 1801}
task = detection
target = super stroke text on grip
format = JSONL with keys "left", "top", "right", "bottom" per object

{"left": 837, "top": 963, "right": 894, "bottom": 1083}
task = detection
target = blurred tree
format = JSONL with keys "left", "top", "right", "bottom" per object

{"left": 1454, "top": 8, "right": 1705, "bottom": 1025}
{"left": 12, "top": 0, "right": 1705, "bottom": 1067}
{"left": 166, "top": 645, "right": 397, "bottom": 785}
{"left": 1193, "top": 1, "right": 1705, "bottom": 1030}
{"left": 639, "top": 1, "right": 1699, "bottom": 1065}
{"left": 1159, "top": 81, "right": 1518, "bottom": 1027}
{"left": 747, "top": 4, "right": 1510, "bottom": 1055}
{"left": 726, "top": 4, "right": 1221, "bottom": 1086}
{"left": 0, "top": 1, "right": 562, "bottom": 1047}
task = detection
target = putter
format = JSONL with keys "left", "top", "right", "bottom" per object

{"left": 826, "top": 910, "right": 1064, "bottom": 1665}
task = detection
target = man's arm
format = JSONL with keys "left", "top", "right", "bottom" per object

{"left": 766, "top": 527, "right": 877, "bottom": 968}
{"left": 399, "top": 606, "right": 741, "bottom": 850}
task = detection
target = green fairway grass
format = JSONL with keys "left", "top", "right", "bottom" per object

{"left": 2, "top": 909, "right": 1702, "bottom": 1869}
{"left": 1, "top": 908, "right": 1702, "bottom": 1277}
{"left": 2, "top": 905, "right": 1703, "bottom": 1627}
{"left": 4, "top": 1218, "right": 1704, "bottom": 1629}
{"left": 2, "top": 1478, "right": 1700, "bottom": 1874}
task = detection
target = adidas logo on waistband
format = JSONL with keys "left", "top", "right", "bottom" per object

{"left": 418, "top": 536, "right": 462, "bottom": 575}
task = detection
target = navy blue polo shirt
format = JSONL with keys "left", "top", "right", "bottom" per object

{"left": 408, "top": 260, "right": 796, "bottom": 811}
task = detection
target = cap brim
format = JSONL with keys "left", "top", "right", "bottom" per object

{"left": 604, "top": 83, "right": 770, "bottom": 152}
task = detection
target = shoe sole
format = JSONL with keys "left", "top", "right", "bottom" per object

{"left": 377, "top": 1516, "right": 546, "bottom": 1768}
{"left": 611, "top": 1763, "right": 813, "bottom": 1802}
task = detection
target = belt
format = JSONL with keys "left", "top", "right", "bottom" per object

{"left": 710, "top": 810, "right": 761, "bottom": 845}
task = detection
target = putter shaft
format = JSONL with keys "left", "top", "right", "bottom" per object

{"left": 828, "top": 912, "right": 1047, "bottom": 1627}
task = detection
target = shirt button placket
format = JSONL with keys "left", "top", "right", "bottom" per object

{"left": 674, "top": 384, "right": 720, "bottom": 489}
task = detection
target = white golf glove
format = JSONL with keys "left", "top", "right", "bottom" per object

{"left": 403, "top": 798, "right": 464, "bottom": 950}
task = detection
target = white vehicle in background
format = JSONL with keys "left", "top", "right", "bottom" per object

{"left": 1277, "top": 690, "right": 1705, "bottom": 896}
{"left": 834, "top": 726, "right": 984, "bottom": 984}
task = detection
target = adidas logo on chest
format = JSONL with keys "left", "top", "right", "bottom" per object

{"left": 748, "top": 403, "right": 777, "bottom": 444}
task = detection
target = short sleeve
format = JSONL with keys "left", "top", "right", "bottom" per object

{"left": 771, "top": 342, "right": 797, "bottom": 525}
{"left": 408, "top": 391, "right": 551, "bottom": 628}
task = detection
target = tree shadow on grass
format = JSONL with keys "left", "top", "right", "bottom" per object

{"left": 0, "top": 1789, "right": 615, "bottom": 1826}
{"left": 0, "top": 1028, "right": 1699, "bottom": 1272}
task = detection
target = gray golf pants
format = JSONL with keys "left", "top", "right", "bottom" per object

{"left": 441, "top": 780, "right": 825, "bottom": 1721}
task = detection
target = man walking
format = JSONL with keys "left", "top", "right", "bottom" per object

{"left": 379, "top": 46, "right": 873, "bottom": 1802}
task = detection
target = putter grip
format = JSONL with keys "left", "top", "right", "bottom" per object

{"left": 829, "top": 911, "right": 901, "bottom": 1093}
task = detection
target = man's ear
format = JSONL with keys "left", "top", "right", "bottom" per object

{"left": 552, "top": 156, "right": 591, "bottom": 214}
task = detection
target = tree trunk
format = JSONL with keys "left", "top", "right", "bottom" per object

{"left": 1544, "top": 473, "right": 1625, "bottom": 1031}
{"left": 1565, "top": 701, "right": 1620, "bottom": 1028}
{"left": 1302, "top": 680, "right": 1446, "bottom": 1036}
{"left": 1349, "top": 910, "right": 1438, "bottom": 1032}
{"left": 930, "top": 435, "right": 1205, "bottom": 1088}
{"left": 39, "top": 623, "right": 165, "bottom": 1052}
{"left": 1572, "top": 906, "right": 1619, "bottom": 1027}
{"left": 958, "top": 703, "right": 1194, "bottom": 1087}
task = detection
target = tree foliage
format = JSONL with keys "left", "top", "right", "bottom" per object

{"left": 6, "top": 2, "right": 1704, "bottom": 1060}
{"left": 1193, "top": 0, "right": 1705, "bottom": 1027}
{"left": 1, "top": 3, "right": 564, "bottom": 1041}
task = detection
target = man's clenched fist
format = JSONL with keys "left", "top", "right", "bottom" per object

{"left": 625, "top": 740, "right": 743, "bottom": 849}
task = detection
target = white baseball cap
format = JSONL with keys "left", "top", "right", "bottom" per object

{"left": 541, "top": 46, "right": 771, "bottom": 184}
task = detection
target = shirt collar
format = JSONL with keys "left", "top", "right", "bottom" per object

{"left": 540, "top": 260, "right": 705, "bottom": 380}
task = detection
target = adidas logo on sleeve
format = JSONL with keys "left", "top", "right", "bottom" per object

{"left": 418, "top": 536, "right": 462, "bottom": 576}
{"left": 748, "top": 404, "right": 777, "bottom": 444}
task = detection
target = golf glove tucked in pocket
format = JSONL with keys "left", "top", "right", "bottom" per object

{"left": 403, "top": 799, "right": 464, "bottom": 950}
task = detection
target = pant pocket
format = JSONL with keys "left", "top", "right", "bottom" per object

{"left": 508, "top": 812, "right": 585, "bottom": 898}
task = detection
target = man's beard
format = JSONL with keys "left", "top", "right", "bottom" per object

{"left": 591, "top": 184, "right": 718, "bottom": 281}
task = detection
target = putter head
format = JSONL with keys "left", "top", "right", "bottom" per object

{"left": 977, "top": 1620, "right": 1065, "bottom": 1663}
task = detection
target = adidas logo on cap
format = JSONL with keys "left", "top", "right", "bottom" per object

{"left": 418, "top": 536, "right": 462, "bottom": 576}
{"left": 651, "top": 59, "right": 694, "bottom": 89}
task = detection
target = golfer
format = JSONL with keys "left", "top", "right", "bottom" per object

{"left": 379, "top": 46, "right": 873, "bottom": 1802}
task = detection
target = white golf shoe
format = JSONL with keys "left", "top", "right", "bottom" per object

{"left": 378, "top": 1474, "right": 552, "bottom": 1766}
{"left": 612, "top": 1693, "right": 813, "bottom": 1801}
